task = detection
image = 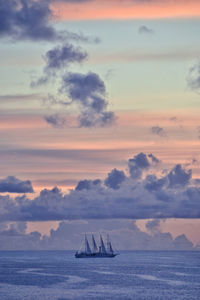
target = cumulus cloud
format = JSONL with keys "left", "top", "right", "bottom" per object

{"left": 104, "top": 168, "right": 126, "bottom": 189}
{"left": 0, "top": 0, "right": 96, "bottom": 42}
{"left": 146, "top": 219, "right": 161, "bottom": 233}
{"left": 6, "top": 0, "right": 114, "bottom": 129}
{"left": 0, "top": 0, "right": 57, "bottom": 41}
{"left": 59, "top": 72, "right": 116, "bottom": 127}
{"left": 151, "top": 126, "right": 167, "bottom": 137}
{"left": 0, "top": 222, "right": 41, "bottom": 250}
{"left": 144, "top": 174, "right": 167, "bottom": 191}
{"left": 25, "top": 15, "right": 115, "bottom": 128}
{"left": 39, "top": 221, "right": 192, "bottom": 251}
{"left": 128, "top": 152, "right": 159, "bottom": 179}
{"left": 44, "top": 44, "right": 87, "bottom": 70}
{"left": 167, "top": 164, "right": 192, "bottom": 187}
{"left": 138, "top": 25, "right": 154, "bottom": 35}
{"left": 173, "top": 234, "right": 193, "bottom": 250}
{"left": 0, "top": 219, "right": 195, "bottom": 250}
{"left": 75, "top": 179, "right": 101, "bottom": 191}
{"left": 0, "top": 153, "right": 199, "bottom": 222}
{"left": 31, "top": 43, "right": 88, "bottom": 87}
{"left": 0, "top": 176, "right": 34, "bottom": 193}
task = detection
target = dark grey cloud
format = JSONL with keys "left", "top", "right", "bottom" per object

{"left": 28, "top": 30, "right": 114, "bottom": 129}
{"left": 187, "top": 63, "right": 200, "bottom": 92}
{"left": 31, "top": 43, "right": 88, "bottom": 87}
{"left": 151, "top": 126, "right": 167, "bottom": 137}
{"left": 138, "top": 25, "right": 154, "bottom": 35}
{"left": 128, "top": 152, "right": 159, "bottom": 179}
{"left": 144, "top": 164, "right": 191, "bottom": 192}
{"left": 44, "top": 114, "right": 67, "bottom": 128}
{"left": 75, "top": 179, "right": 101, "bottom": 191}
{"left": 0, "top": 176, "right": 34, "bottom": 193}
{"left": 167, "top": 164, "right": 192, "bottom": 187}
{"left": 148, "top": 153, "right": 160, "bottom": 163}
{"left": 0, "top": 0, "right": 57, "bottom": 41}
{"left": 173, "top": 234, "right": 193, "bottom": 250}
{"left": 0, "top": 153, "right": 199, "bottom": 222}
{"left": 0, "top": 0, "right": 98, "bottom": 42}
{"left": 145, "top": 175, "right": 167, "bottom": 191}
{"left": 104, "top": 168, "right": 126, "bottom": 189}
{"left": 60, "top": 72, "right": 116, "bottom": 127}
{"left": 44, "top": 44, "right": 88, "bottom": 70}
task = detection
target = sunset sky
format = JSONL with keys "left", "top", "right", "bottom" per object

{"left": 0, "top": 0, "right": 200, "bottom": 249}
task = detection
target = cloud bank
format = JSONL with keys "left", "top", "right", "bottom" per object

{"left": 0, "top": 219, "right": 196, "bottom": 250}
{"left": 1, "top": 153, "right": 200, "bottom": 222}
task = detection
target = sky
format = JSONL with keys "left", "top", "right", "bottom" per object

{"left": 0, "top": 0, "right": 200, "bottom": 250}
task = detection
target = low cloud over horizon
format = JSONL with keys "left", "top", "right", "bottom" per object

{"left": 0, "top": 152, "right": 200, "bottom": 222}
{"left": 0, "top": 219, "right": 197, "bottom": 251}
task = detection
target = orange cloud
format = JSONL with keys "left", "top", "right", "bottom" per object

{"left": 52, "top": 0, "right": 200, "bottom": 21}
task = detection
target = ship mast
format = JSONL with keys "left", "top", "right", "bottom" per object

{"left": 85, "top": 234, "right": 92, "bottom": 254}
{"left": 100, "top": 234, "right": 107, "bottom": 253}
{"left": 107, "top": 234, "right": 114, "bottom": 254}
{"left": 92, "top": 235, "right": 98, "bottom": 253}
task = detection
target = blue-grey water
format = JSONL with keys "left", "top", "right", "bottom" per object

{"left": 0, "top": 251, "right": 199, "bottom": 300}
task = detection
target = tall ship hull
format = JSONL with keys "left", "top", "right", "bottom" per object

{"left": 75, "top": 234, "right": 118, "bottom": 258}
{"left": 75, "top": 252, "right": 117, "bottom": 258}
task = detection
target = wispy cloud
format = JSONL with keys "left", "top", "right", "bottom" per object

{"left": 138, "top": 25, "right": 154, "bottom": 35}
{"left": 91, "top": 49, "right": 200, "bottom": 64}
{"left": 151, "top": 126, "right": 167, "bottom": 137}
{"left": 187, "top": 62, "right": 200, "bottom": 93}
{"left": 44, "top": 114, "right": 68, "bottom": 128}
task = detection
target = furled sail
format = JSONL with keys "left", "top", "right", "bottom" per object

{"left": 100, "top": 235, "right": 107, "bottom": 253}
{"left": 92, "top": 235, "right": 98, "bottom": 253}
{"left": 85, "top": 235, "right": 92, "bottom": 254}
{"left": 108, "top": 242, "right": 114, "bottom": 253}
{"left": 107, "top": 235, "right": 114, "bottom": 253}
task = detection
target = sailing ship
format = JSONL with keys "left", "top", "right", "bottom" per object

{"left": 75, "top": 234, "right": 118, "bottom": 258}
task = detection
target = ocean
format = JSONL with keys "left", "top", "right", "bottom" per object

{"left": 0, "top": 250, "right": 199, "bottom": 300}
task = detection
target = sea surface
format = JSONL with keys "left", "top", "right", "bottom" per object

{"left": 0, "top": 250, "right": 199, "bottom": 300}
